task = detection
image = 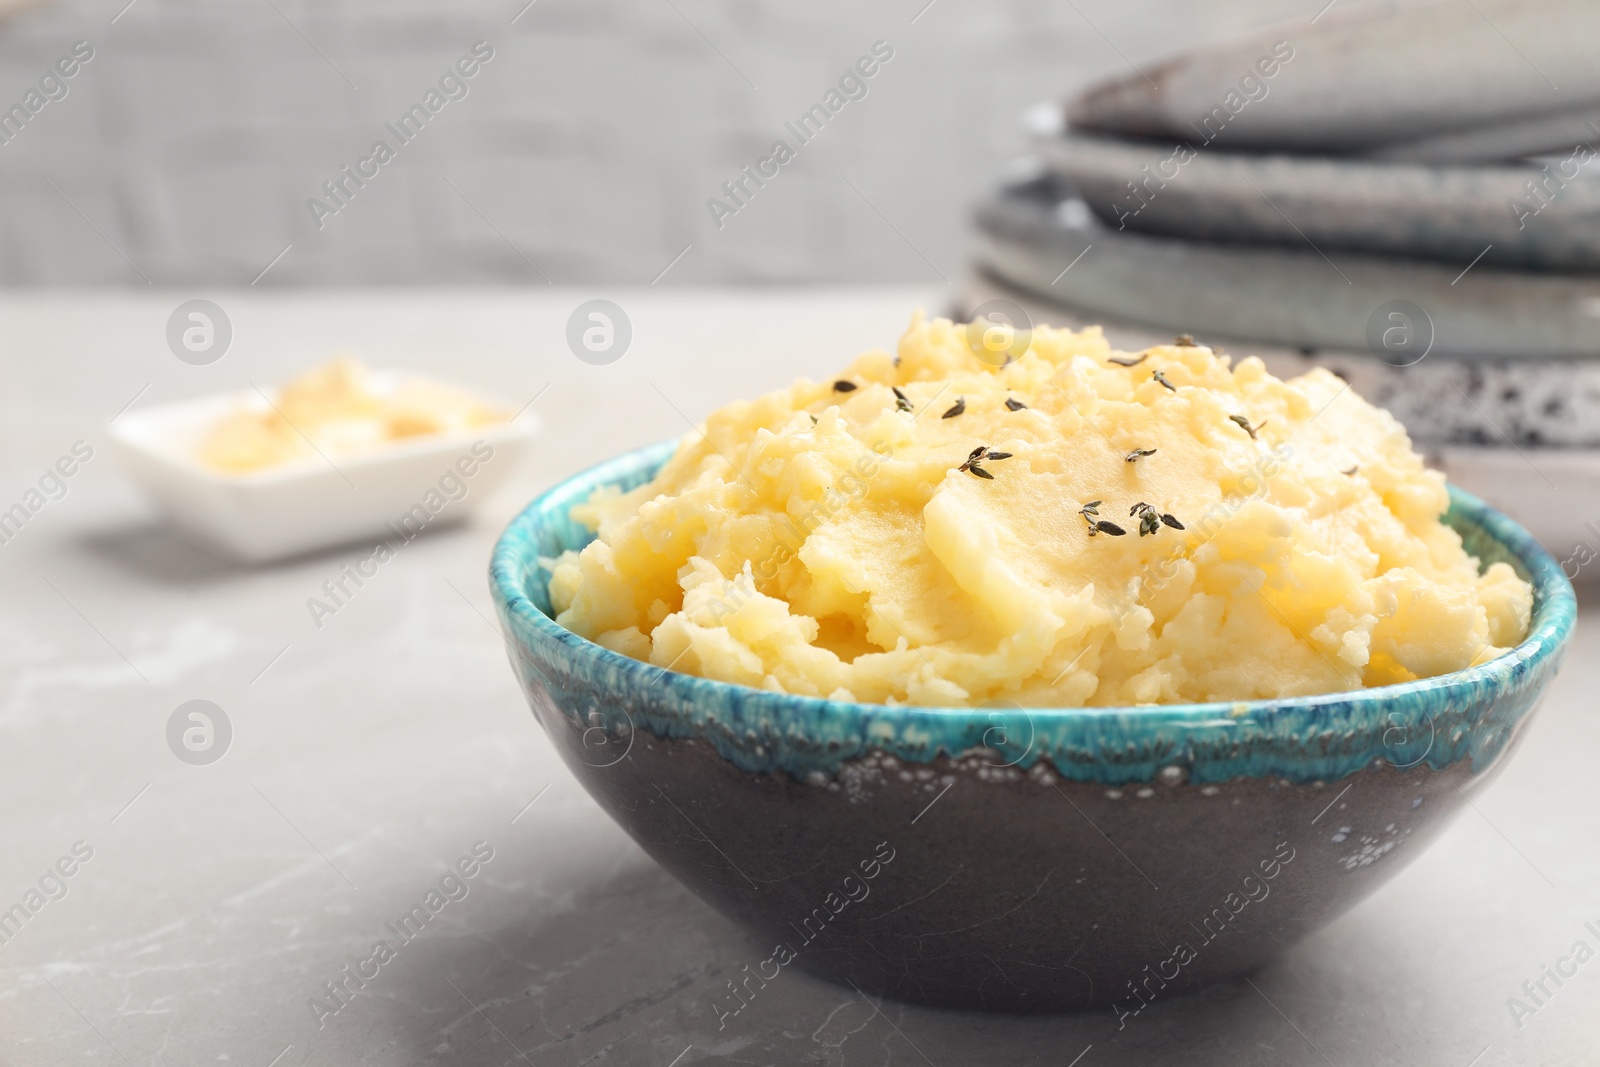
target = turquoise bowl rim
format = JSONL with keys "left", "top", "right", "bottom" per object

{"left": 490, "top": 439, "right": 1576, "bottom": 785}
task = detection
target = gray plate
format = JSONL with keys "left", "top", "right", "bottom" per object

{"left": 1067, "top": 0, "right": 1600, "bottom": 162}
{"left": 1033, "top": 126, "right": 1600, "bottom": 272}
{"left": 973, "top": 169, "right": 1600, "bottom": 361}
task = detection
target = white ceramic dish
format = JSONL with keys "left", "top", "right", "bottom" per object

{"left": 109, "top": 372, "right": 539, "bottom": 564}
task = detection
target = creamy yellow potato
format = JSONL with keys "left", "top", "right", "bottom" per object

{"left": 549, "top": 314, "right": 1532, "bottom": 707}
{"left": 198, "top": 358, "right": 507, "bottom": 473}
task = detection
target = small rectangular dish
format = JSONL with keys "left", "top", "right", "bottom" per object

{"left": 110, "top": 370, "right": 537, "bottom": 564}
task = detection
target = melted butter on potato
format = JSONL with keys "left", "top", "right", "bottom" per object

{"left": 550, "top": 314, "right": 1532, "bottom": 707}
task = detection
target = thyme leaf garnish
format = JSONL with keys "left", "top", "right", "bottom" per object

{"left": 1130, "top": 501, "right": 1185, "bottom": 535}
{"left": 1152, "top": 369, "right": 1176, "bottom": 392}
{"left": 1005, "top": 397, "right": 1027, "bottom": 411}
{"left": 1109, "top": 354, "right": 1147, "bottom": 367}
{"left": 1172, "top": 334, "right": 1225, "bottom": 353}
{"left": 1342, "top": 465, "right": 1358, "bottom": 476}
{"left": 958, "top": 444, "right": 1011, "bottom": 479}
{"left": 1228, "top": 414, "right": 1265, "bottom": 440}
{"left": 942, "top": 397, "right": 966, "bottom": 419}
{"left": 1080, "top": 500, "right": 1122, "bottom": 536}
{"left": 833, "top": 380, "right": 858, "bottom": 392}
{"left": 892, "top": 386, "right": 913, "bottom": 413}
{"left": 1125, "top": 448, "right": 1157, "bottom": 463}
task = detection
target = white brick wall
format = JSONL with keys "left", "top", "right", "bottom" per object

{"left": 0, "top": 0, "right": 1302, "bottom": 285}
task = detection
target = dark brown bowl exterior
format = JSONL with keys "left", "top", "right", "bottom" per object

{"left": 527, "top": 704, "right": 1524, "bottom": 1016}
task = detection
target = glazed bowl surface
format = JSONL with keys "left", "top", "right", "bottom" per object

{"left": 489, "top": 440, "right": 1575, "bottom": 1013}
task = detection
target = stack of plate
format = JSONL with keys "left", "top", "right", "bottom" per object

{"left": 967, "top": 0, "right": 1600, "bottom": 556}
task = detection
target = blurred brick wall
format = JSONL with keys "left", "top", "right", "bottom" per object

{"left": 0, "top": 0, "right": 1299, "bottom": 285}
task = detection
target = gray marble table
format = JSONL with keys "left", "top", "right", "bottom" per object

{"left": 0, "top": 291, "right": 1595, "bottom": 1067}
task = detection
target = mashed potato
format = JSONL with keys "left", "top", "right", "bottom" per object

{"left": 549, "top": 314, "right": 1532, "bottom": 707}
{"left": 199, "top": 357, "right": 506, "bottom": 473}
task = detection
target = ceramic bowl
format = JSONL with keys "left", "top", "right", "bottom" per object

{"left": 490, "top": 440, "right": 1575, "bottom": 1014}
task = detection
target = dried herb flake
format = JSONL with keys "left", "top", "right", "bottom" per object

{"left": 1081, "top": 501, "right": 1122, "bottom": 537}
{"left": 1126, "top": 448, "right": 1157, "bottom": 463}
{"left": 957, "top": 444, "right": 1013, "bottom": 481}
{"left": 1129, "top": 501, "right": 1185, "bottom": 536}
{"left": 942, "top": 397, "right": 966, "bottom": 419}
{"left": 1152, "top": 369, "right": 1176, "bottom": 392}
{"left": 1109, "top": 354, "right": 1148, "bottom": 367}
{"left": 1228, "top": 414, "right": 1264, "bottom": 440}
{"left": 833, "top": 380, "right": 858, "bottom": 392}
{"left": 892, "top": 386, "right": 913, "bottom": 413}
{"left": 1005, "top": 397, "right": 1027, "bottom": 411}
